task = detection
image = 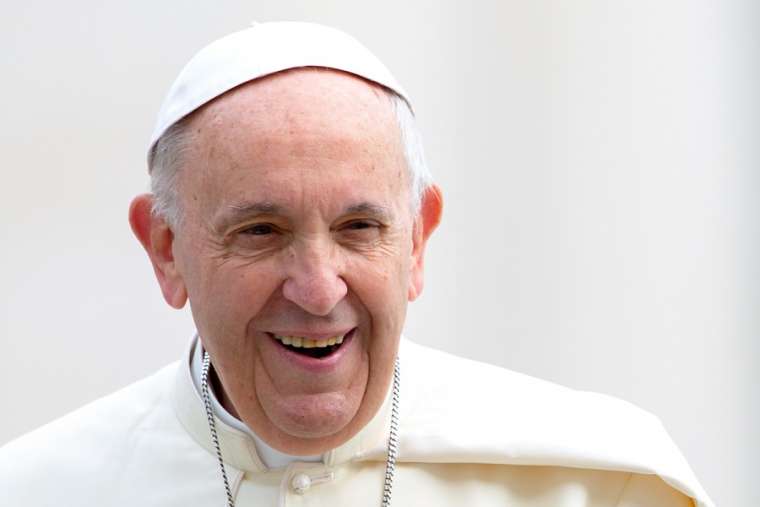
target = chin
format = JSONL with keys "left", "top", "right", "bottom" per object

{"left": 265, "top": 390, "right": 361, "bottom": 441}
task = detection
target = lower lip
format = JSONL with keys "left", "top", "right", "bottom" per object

{"left": 268, "top": 329, "right": 356, "bottom": 372}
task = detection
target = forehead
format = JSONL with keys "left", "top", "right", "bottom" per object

{"left": 196, "top": 68, "right": 397, "bottom": 135}
{"left": 180, "top": 69, "right": 408, "bottom": 215}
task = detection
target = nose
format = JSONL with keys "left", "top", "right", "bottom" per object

{"left": 281, "top": 239, "right": 348, "bottom": 316}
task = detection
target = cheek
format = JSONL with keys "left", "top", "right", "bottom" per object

{"left": 189, "top": 258, "right": 283, "bottom": 335}
{"left": 346, "top": 256, "right": 410, "bottom": 330}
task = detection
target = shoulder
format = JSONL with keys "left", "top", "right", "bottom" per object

{"left": 0, "top": 361, "right": 177, "bottom": 455}
{"left": 0, "top": 362, "right": 215, "bottom": 505}
{"left": 401, "top": 339, "right": 652, "bottom": 425}
{"left": 398, "top": 339, "right": 712, "bottom": 507}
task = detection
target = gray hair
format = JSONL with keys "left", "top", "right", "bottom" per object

{"left": 148, "top": 91, "right": 432, "bottom": 229}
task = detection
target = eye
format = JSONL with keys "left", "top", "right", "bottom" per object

{"left": 345, "top": 220, "right": 375, "bottom": 231}
{"left": 228, "top": 222, "right": 287, "bottom": 253}
{"left": 340, "top": 219, "right": 383, "bottom": 234}
{"left": 240, "top": 223, "right": 275, "bottom": 235}
{"left": 337, "top": 220, "right": 383, "bottom": 243}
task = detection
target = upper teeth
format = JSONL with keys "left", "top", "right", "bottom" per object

{"left": 274, "top": 334, "right": 346, "bottom": 348}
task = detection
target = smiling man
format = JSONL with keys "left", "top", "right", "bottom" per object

{"left": 0, "top": 22, "right": 712, "bottom": 507}
{"left": 133, "top": 65, "right": 432, "bottom": 457}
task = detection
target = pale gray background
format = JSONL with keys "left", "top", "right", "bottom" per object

{"left": 1, "top": 1, "right": 756, "bottom": 506}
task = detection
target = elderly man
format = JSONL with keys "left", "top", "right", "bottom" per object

{"left": 1, "top": 22, "right": 711, "bottom": 507}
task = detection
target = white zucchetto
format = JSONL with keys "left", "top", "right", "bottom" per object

{"left": 148, "top": 21, "right": 412, "bottom": 159}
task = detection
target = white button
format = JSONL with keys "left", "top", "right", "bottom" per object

{"left": 291, "top": 473, "right": 312, "bottom": 494}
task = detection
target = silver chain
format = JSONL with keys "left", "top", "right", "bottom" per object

{"left": 200, "top": 351, "right": 401, "bottom": 507}
{"left": 382, "top": 357, "right": 401, "bottom": 507}
{"left": 201, "top": 352, "right": 236, "bottom": 507}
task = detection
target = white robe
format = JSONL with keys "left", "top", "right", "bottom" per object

{"left": 0, "top": 337, "right": 713, "bottom": 507}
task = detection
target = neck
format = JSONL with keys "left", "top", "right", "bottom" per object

{"left": 209, "top": 366, "right": 241, "bottom": 419}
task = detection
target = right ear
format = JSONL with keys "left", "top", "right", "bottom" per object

{"left": 128, "top": 194, "right": 188, "bottom": 309}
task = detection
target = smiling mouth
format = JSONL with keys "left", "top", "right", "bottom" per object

{"left": 270, "top": 329, "right": 353, "bottom": 359}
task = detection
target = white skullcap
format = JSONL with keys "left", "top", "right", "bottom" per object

{"left": 148, "top": 21, "right": 412, "bottom": 159}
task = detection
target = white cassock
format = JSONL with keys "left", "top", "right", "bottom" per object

{"left": 0, "top": 336, "right": 712, "bottom": 507}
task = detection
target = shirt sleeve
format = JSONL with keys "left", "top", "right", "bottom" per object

{"left": 616, "top": 473, "right": 695, "bottom": 507}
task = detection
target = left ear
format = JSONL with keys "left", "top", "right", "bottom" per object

{"left": 408, "top": 185, "right": 443, "bottom": 301}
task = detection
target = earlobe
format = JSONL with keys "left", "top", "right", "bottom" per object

{"left": 408, "top": 185, "right": 443, "bottom": 302}
{"left": 129, "top": 194, "right": 188, "bottom": 309}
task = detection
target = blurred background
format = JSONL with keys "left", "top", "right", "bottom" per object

{"left": 1, "top": 1, "right": 756, "bottom": 505}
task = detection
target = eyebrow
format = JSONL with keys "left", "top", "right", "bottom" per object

{"left": 344, "top": 202, "right": 394, "bottom": 222}
{"left": 214, "top": 201, "right": 282, "bottom": 231}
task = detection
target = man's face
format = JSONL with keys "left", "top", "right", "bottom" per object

{"left": 170, "top": 70, "right": 420, "bottom": 453}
